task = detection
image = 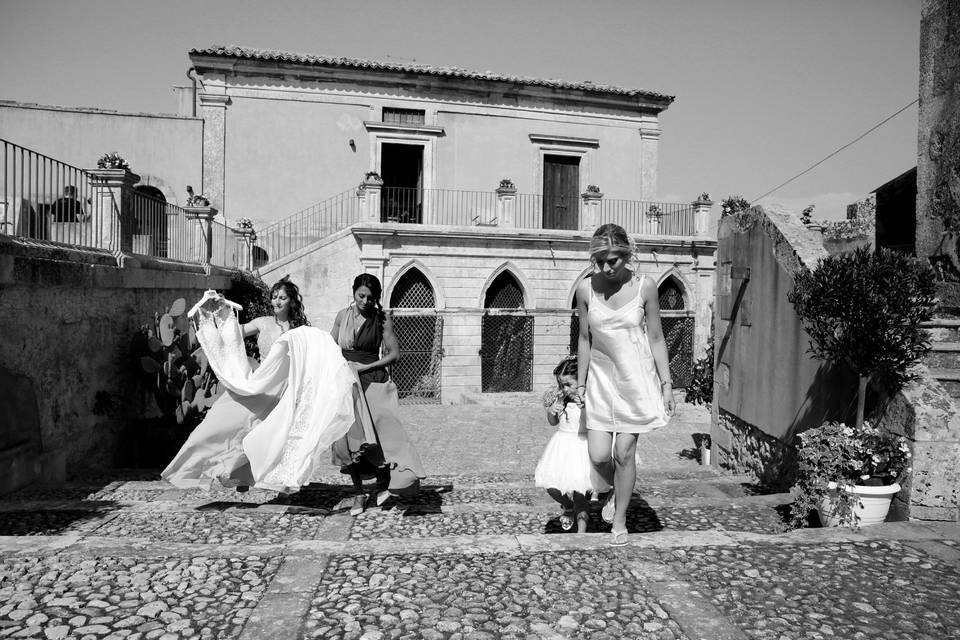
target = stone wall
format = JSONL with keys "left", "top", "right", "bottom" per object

{"left": 711, "top": 205, "right": 858, "bottom": 485}
{"left": 917, "top": 0, "right": 960, "bottom": 305}
{"left": 713, "top": 205, "right": 960, "bottom": 520}
{"left": 0, "top": 238, "right": 233, "bottom": 476}
{"left": 873, "top": 370, "right": 960, "bottom": 521}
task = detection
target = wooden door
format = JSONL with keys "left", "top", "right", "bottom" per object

{"left": 543, "top": 155, "right": 580, "bottom": 230}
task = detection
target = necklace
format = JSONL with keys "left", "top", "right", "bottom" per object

{"left": 275, "top": 316, "right": 290, "bottom": 333}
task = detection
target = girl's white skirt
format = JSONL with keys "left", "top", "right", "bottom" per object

{"left": 534, "top": 431, "right": 610, "bottom": 496}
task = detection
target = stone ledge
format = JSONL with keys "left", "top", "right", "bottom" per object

{"left": 0, "top": 442, "right": 65, "bottom": 496}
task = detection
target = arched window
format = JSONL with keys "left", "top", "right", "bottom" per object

{"left": 132, "top": 185, "right": 168, "bottom": 257}
{"left": 657, "top": 275, "right": 693, "bottom": 388}
{"left": 658, "top": 277, "right": 686, "bottom": 310}
{"left": 391, "top": 268, "right": 436, "bottom": 308}
{"left": 481, "top": 270, "right": 532, "bottom": 392}
{"left": 484, "top": 271, "right": 525, "bottom": 308}
{"left": 389, "top": 268, "right": 442, "bottom": 404}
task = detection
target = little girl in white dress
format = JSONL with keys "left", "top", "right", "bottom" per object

{"left": 535, "top": 356, "right": 610, "bottom": 532}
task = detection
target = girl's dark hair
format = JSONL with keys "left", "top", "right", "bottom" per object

{"left": 553, "top": 355, "right": 578, "bottom": 378}
{"left": 272, "top": 278, "right": 309, "bottom": 328}
{"left": 352, "top": 273, "right": 386, "bottom": 323}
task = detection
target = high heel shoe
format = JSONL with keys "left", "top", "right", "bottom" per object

{"left": 350, "top": 493, "right": 367, "bottom": 517}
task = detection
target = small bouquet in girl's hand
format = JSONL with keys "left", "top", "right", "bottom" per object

{"left": 542, "top": 388, "right": 563, "bottom": 409}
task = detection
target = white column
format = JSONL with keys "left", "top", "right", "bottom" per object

{"left": 496, "top": 180, "right": 517, "bottom": 227}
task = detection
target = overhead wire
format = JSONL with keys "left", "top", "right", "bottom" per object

{"left": 750, "top": 98, "right": 919, "bottom": 203}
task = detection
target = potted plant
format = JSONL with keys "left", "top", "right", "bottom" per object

{"left": 787, "top": 247, "right": 936, "bottom": 527}
{"left": 792, "top": 420, "right": 912, "bottom": 527}
{"left": 96, "top": 151, "right": 130, "bottom": 171}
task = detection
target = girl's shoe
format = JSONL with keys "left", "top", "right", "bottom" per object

{"left": 350, "top": 494, "right": 367, "bottom": 517}
{"left": 375, "top": 490, "right": 392, "bottom": 507}
{"left": 559, "top": 509, "right": 575, "bottom": 531}
{"left": 610, "top": 527, "right": 629, "bottom": 547}
{"left": 601, "top": 492, "right": 616, "bottom": 524}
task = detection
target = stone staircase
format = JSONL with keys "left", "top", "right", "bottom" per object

{"left": 922, "top": 316, "right": 960, "bottom": 397}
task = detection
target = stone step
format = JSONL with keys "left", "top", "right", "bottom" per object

{"left": 923, "top": 319, "right": 960, "bottom": 342}
{"left": 924, "top": 342, "right": 960, "bottom": 368}
{"left": 927, "top": 367, "right": 960, "bottom": 398}
{"left": 0, "top": 492, "right": 792, "bottom": 540}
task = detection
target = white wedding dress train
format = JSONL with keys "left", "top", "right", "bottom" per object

{"left": 162, "top": 300, "right": 357, "bottom": 493}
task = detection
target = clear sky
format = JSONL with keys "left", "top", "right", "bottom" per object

{"left": 0, "top": 0, "right": 920, "bottom": 220}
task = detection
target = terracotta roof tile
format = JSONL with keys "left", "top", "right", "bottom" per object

{"left": 189, "top": 45, "right": 674, "bottom": 103}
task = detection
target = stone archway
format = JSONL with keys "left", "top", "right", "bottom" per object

{"left": 389, "top": 267, "right": 442, "bottom": 404}
{"left": 480, "top": 270, "right": 533, "bottom": 392}
{"left": 658, "top": 275, "right": 695, "bottom": 388}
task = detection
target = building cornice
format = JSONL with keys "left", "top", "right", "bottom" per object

{"left": 351, "top": 223, "right": 717, "bottom": 252}
{"left": 363, "top": 121, "right": 445, "bottom": 137}
{"left": 189, "top": 47, "right": 675, "bottom": 116}
{"left": 528, "top": 134, "right": 600, "bottom": 148}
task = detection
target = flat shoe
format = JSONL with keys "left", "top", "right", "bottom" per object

{"left": 375, "top": 490, "right": 392, "bottom": 507}
{"left": 601, "top": 492, "right": 616, "bottom": 524}
{"left": 559, "top": 510, "right": 575, "bottom": 531}
{"left": 610, "top": 528, "right": 629, "bottom": 547}
{"left": 350, "top": 494, "right": 367, "bottom": 517}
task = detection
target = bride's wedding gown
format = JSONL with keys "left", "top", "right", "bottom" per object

{"left": 162, "top": 300, "right": 357, "bottom": 493}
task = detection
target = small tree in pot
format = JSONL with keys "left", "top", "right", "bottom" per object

{"left": 787, "top": 246, "right": 937, "bottom": 527}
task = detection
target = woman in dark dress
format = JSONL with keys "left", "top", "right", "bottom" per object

{"left": 330, "top": 273, "right": 426, "bottom": 515}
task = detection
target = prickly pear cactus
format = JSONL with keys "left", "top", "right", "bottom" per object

{"left": 133, "top": 296, "right": 224, "bottom": 426}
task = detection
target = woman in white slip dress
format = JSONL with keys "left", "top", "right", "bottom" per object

{"left": 162, "top": 280, "right": 358, "bottom": 494}
{"left": 575, "top": 223, "right": 674, "bottom": 546}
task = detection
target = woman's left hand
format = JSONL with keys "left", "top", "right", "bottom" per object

{"left": 662, "top": 383, "right": 675, "bottom": 415}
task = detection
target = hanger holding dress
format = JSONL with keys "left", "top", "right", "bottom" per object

{"left": 188, "top": 289, "right": 243, "bottom": 319}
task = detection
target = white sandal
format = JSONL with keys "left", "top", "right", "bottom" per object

{"left": 350, "top": 494, "right": 367, "bottom": 517}
{"left": 601, "top": 492, "right": 616, "bottom": 524}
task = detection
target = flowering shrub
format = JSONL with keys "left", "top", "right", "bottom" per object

{"left": 821, "top": 214, "right": 875, "bottom": 241}
{"left": 185, "top": 185, "right": 210, "bottom": 207}
{"left": 235, "top": 218, "right": 254, "bottom": 230}
{"left": 720, "top": 195, "right": 751, "bottom": 217}
{"left": 684, "top": 336, "right": 714, "bottom": 407}
{"left": 800, "top": 204, "right": 815, "bottom": 225}
{"left": 790, "top": 420, "right": 912, "bottom": 528}
{"left": 97, "top": 152, "right": 130, "bottom": 170}
{"left": 499, "top": 178, "right": 515, "bottom": 190}
{"left": 585, "top": 184, "right": 602, "bottom": 194}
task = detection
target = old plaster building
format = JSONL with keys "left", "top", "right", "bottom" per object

{"left": 0, "top": 45, "right": 716, "bottom": 408}
{"left": 186, "top": 46, "right": 716, "bottom": 403}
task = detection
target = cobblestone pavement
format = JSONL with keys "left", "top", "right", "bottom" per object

{"left": 1, "top": 398, "right": 958, "bottom": 639}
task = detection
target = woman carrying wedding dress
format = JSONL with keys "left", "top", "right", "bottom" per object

{"left": 162, "top": 280, "right": 358, "bottom": 493}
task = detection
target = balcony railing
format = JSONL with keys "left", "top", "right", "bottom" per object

{"left": 1, "top": 138, "right": 102, "bottom": 250}
{"left": 1, "top": 138, "right": 249, "bottom": 269}
{"left": 255, "top": 188, "right": 364, "bottom": 265}
{"left": 129, "top": 189, "right": 208, "bottom": 262}
{"left": 253, "top": 183, "right": 702, "bottom": 266}
{"left": 599, "top": 199, "right": 697, "bottom": 236}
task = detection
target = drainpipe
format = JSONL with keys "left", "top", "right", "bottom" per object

{"left": 186, "top": 67, "right": 197, "bottom": 117}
